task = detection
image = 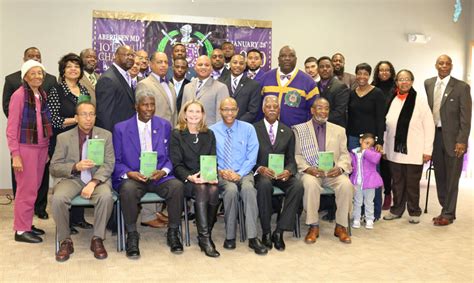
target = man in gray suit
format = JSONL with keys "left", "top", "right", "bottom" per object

{"left": 79, "top": 48, "right": 99, "bottom": 106}
{"left": 181, "top": 55, "right": 229, "bottom": 125}
{"left": 50, "top": 102, "right": 115, "bottom": 262}
{"left": 424, "top": 54, "right": 472, "bottom": 226}
{"left": 136, "top": 52, "right": 177, "bottom": 126}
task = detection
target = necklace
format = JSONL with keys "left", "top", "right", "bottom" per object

{"left": 193, "top": 133, "right": 199, "bottom": 144}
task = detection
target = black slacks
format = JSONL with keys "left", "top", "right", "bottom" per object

{"left": 389, "top": 161, "right": 423, "bottom": 217}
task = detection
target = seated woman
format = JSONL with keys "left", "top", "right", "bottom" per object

{"left": 170, "top": 100, "right": 220, "bottom": 257}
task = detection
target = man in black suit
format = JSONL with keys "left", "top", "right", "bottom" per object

{"left": 172, "top": 58, "right": 190, "bottom": 113}
{"left": 211, "top": 48, "right": 230, "bottom": 81}
{"left": 425, "top": 54, "right": 472, "bottom": 226}
{"left": 2, "top": 46, "right": 57, "bottom": 219}
{"left": 96, "top": 45, "right": 136, "bottom": 132}
{"left": 221, "top": 41, "right": 235, "bottom": 69}
{"left": 219, "top": 54, "right": 261, "bottom": 123}
{"left": 317, "top": 56, "right": 350, "bottom": 128}
{"left": 253, "top": 95, "right": 304, "bottom": 251}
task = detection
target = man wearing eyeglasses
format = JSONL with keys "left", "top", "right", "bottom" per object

{"left": 50, "top": 101, "right": 115, "bottom": 262}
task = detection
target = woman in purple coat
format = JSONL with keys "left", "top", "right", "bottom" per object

{"left": 350, "top": 133, "right": 383, "bottom": 229}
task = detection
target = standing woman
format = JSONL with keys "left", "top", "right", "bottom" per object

{"left": 383, "top": 69, "right": 435, "bottom": 224}
{"left": 47, "top": 53, "right": 92, "bottom": 232}
{"left": 347, "top": 63, "right": 386, "bottom": 220}
{"left": 372, "top": 61, "right": 397, "bottom": 210}
{"left": 6, "top": 60, "right": 52, "bottom": 243}
{"left": 170, "top": 100, "right": 220, "bottom": 257}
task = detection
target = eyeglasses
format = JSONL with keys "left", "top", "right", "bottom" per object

{"left": 397, "top": 78, "right": 412, "bottom": 82}
{"left": 220, "top": 108, "right": 238, "bottom": 113}
{"left": 78, "top": 112, "right": 96, "bottom": 118}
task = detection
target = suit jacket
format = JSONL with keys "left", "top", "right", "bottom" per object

{"left": 319, "top": 77, "right": 350, "bottom": 128}
{"left": 49, "top": 126, "right": 115, "bottom": 186}
{"left": 3, "top": 70, "right": 57, "bottom": 117}
{"left": 181, "top": 77, "right": 230, "bottom": 125}
{"left": 175, "top": 78, "right": 190, "bottom": 113}
{"left": 253, "top": 120, "right": 297, "bottom": 175}
{"left": 136, "top": 74, "right": 178, "bottom": 126}
{"left": 293, "top": 120, "right": 352, "bottom": 174}
{"left": 219, "top": 75, "right": 261, "bottom": 123}
{"left": 169, "top": 129, "right": 216, "bottom": 182}
{"left": 217, "top": 67, "right": 231, "bottom": 81}
{"left": 79, "top": 72, "right": 100, "bottom": 106}
{"left": 95, "top": 65, "right": 135, "bottom": 132}
{"left": 424, "top": 76, "right": 472, "bottom": 156}
{"left": 112, "top": 115, "right": 174, "bottom": 189}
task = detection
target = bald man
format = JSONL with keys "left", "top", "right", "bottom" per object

{"left": 425, "top": 55, "right": 472, "bottom": 226}
{"left": 181, "top": 55, "right": 229, "bottom": 126}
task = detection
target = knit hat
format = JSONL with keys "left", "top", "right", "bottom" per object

{"left": 21, "top": 59, "right": 45, "bottom": 79}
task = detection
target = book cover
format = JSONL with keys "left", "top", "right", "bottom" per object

{"left": 87, "top": 139, "right": 105, "bottom": 166}
{"left": 140, "top": 151, "right": 158, "bottom": 177}
{"left": 200, "top": 155, "right": 217, "bottom": 182}
{"left": 268, "top": 153, "right": 285, "bottom": 175}
{"left": 318, "top": 151, "right": 334, "bottom": 171}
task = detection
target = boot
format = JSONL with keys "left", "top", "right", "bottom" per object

{"left": 207, "top": 203, "right": 220, "bottom": 249}
{"left": 382, "top": 194, "right": 392, "bottom": 210}
{"left": 195, "top": 202, "right": 220, "bottom": 257}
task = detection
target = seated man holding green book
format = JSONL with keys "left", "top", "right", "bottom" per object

{"left": 293, "top": 97, "right": 354, "bottom": 244}
{"left": 112, "top": 93, "right": 185, "bottom": 259}
{"left": 50, "top": 101, "right": 115, "bottom": 262}
{"left": 253, "top": 95, "right": 304, "bottom": 251}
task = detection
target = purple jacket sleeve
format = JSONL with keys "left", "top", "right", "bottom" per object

{"left": 363, "top": 148, "right": 382, "bottom": 165}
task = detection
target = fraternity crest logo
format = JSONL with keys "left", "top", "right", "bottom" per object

{"left": 157, "top": 24, "right": 214, "bottom": 68}
{"left": 284, "top": 90, "right": 301, "bottom": 107}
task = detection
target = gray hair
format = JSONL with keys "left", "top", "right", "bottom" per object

{"left": 262, "top": 95, "right": 278, "bottom": 110}
{"left": 135, "top": 91, "right": 155, "bottom": 105}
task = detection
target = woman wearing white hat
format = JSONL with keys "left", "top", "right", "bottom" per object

{"left": 6, "top": 59, "right": 53, "bottom": 243}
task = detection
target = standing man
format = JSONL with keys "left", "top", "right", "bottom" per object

{"left": 136, "top": 52, "right": 177, "bottom": 126}
{"left": 245, "top": 49, "right": 266, "bottom": 83}
{"left": 211, "top": 48, "right": 230, "bottom": 81}
{"left": 221, "top": 41, "right": 235, "bottom": 69}
{"left": 260, "top": 45, "right": 319, "bottom": 127}
{"left": 304, "top": 56, "right": 320, "bottom": 82}
{"left": 95, "top": 45, "right": 136, "bottom": 132}
{"left": 210, "top": 98, "right": 267, "bottom": 255}
{"left": 293, "top": 98, "right": 353, "bottom": 244}
{"left": 317, "top": 56, "right": 350, "bottom": 128}
{"left": 79, "top": 48, "right": 100, "bottom": 106}
{"left": 254, "top": 95, "right": 304, "bottom": 251}
{"left": 128, "top": 56, "right": 142, "bottom": 92}
{"left": 331, "top": 52, "right": 357, "bottom": 89}
{"left": 113, "top": 93, "right": 185, "bottom": 258}
{"left": 135, "top": 50, "right": 150, "bottom": 78}
{"left": 219, "top": 54, "right": 261, "bottom": 123}
{"left": 172, "top": 58, "right": 190, "bottom": 113}
{"left": 166, "top": 43, "right": 196, "bottom": 80}
{"left": 2, "top": 46, "right": 57, "bottom": 219}
{"left": 181, "top": 55, "right": 229, "bottom": 125}
{"left": 50, "top": 102, "right": 114, "bottom": 262}
{"left": 425, "top": 54, "right": 472, "bottom": 226}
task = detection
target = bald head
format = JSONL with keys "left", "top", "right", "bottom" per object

{"left": 278, "top": 45, "right": 297, "bottom": 74}
{"left": 114, "top": 45, "right": 135, "bottom": 70}
{"left": 195, "top": 55, "right": 212, "bottom": 79}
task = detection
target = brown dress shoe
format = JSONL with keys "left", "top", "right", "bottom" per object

{"left": 90, "top": 237, "right": 108, "bottom": 259}
{"left": 140, "top": 218, "right": 167, "bottom": 228}
{"left": 334, "top": 225, "right": 351, "bottom": 244}
{"left": 433, "top": 216, "right": 453, "bottom": 226}
{"left": 304, "top": 226, "right": 319, "bottom": 244}
{"left": 56, "top": 239, "right": 74, "bottom": 262}
{"left": 156, "top": 212, "right": 169, "bottom": 224}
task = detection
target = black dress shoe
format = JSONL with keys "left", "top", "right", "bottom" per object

{"left": 15, "top": 232, "right": 42, "bottom": 243}
{"left": 167, "top": 228, "right": 183, "bottom": 254}
{"left": 31, "top": 225, "right": 45, "bottom": 236}
{"left": 70, "top": 226, "right": 79, "bottom": 235}
{"left": 248, "top": 238, "right": 268, "bottom": 255}
{"left": 72, "top": 221, "right": 93, "bottom": 229}
{"left": 126, "top": 231, "right": 140, "bottom": 259}
{"left": 262, "top": 233, "right": 273, "bottom": 250}
{"left": 272, "top": 231, "right": 285, "bottom": 251}
{"left": 223, "top": 239, "right": 236, "bottom": 250}
{"left": 36, "top": 211, "right": 49, "bottom": 220}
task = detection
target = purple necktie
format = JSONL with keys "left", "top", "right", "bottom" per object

{"left": 315, "top": 124, "right": 326, "bottom": 152}
{"left": 247, "top": 71, "right": 256, "bottom": 79}
{"left": 269, "top": 124, "right": 275, "bottom": 145}
{"left": 81, "top": 136, "right": 92, "bottom": 184}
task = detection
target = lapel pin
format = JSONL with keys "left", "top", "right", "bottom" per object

{"left": 94, "top": 135, "right": 98, "bottom": 139}
{"left": 280, "top": 129, "right": 284, "bottom": 132}
{"left": 153, "top": 130, "right": 157, "bottom": 134}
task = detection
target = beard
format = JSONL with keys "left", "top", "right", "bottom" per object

{"left": 315, "top": 116, "right": 328, "bottom": 123}
{"left": 334, "top": 66, "right": 344, "bottom": 76}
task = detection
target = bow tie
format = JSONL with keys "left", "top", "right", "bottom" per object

{"left": 280, "top": 74, "right": 291, "bottom": 80}
{"left": 247, "top": 71, "right": 256, "bottom": 79}
{"left": 160, "top": 77, "right": 168, "bottom": 83}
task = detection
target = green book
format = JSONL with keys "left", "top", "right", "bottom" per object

{"left": 77, "top": 94, "right": 91, "bottom": 103}
{"left": 318, "top": 151, "right": 334, "bottom": 171}
{"left": 140, "top": 151, "right": 158, "bottom": 177}
{"left": 200, "top": 155, "right": 217, "bottom": 182}
{"left": 87, "top": 139, "right": 105, "bottom": 166}
{"left": 268, "top": 153, "right": 285, "bottom": 175}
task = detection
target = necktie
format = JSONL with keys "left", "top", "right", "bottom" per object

{"left": 280, "top": 74, "right": 291, "bottom": 81}
{"left": 315, "top": 124, "right": 326, "bottom": 152}
{"left": 125, "top": 72, "right": 132, "bottom": 88}
{"left": 231, "top": 77, "right": 238, "bottom": 94}
{"left": 212, "top": 70, "right": 220, "bottom": 79}
{"left": 247, "top": 71, "right": 255, "bottom": 80}
{"left": 81, "top": 136, "right": 92, "bottom": 184}
{"left": 131, "top": 79, "right": 137, "bottom": 91}
{"left": 196, "top": 80, "right": 203, "bottom": 96}
{"left": 142, "top": 123, "right": 152, "bottom": 151}
{"left": 160, "top": 77, "right": 168, "bottom": 83}
{"left": 89, "top": 74, "right": 97, "bottom": 86}
{"left": 223, "top": 128, "right": 233, "bottom": 170}
{"left": 433, "top": 81, "right": 443, "bottom": 124}
{"left": 269, "top": 124, "right": 275, "bottom": 145}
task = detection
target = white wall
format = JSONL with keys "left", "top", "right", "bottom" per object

{"left": 0, "top": 0, "right": 471, "bottom": 189}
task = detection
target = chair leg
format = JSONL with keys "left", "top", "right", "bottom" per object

{"left": 55, "top": 225, "right": 59, "bottom": 255}
{"left": 184, "top": 198, "right": 190, "bottom": 247}
{"left": 120, "top": 206, "right": 125, "bottom": 252}
{"left": 348, "top": 213, "right": 352, "bottom": 236}
{"left": 294, "top": 213, "right": 301, "bottom": 238}
{"left": 115, "top": 200, "right": 121, "bottom": 252}
{"left": 238, "top": 198, "right": 246, "bottom": 242}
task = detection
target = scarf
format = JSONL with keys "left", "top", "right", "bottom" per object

{"left": 292, "top": 122, "right": 320, "bottom": 167}
{"left": 20, "top": 84, "right": 53, "bottom": 144}
{"left": 386, "top": 87, "right": 417, "bottom": 154}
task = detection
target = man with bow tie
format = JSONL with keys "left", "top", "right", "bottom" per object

{"left": 219, "top": 54, "right": 261, "bottom": 123}
{"left": 210, "top": 48, "right": 230, "bottom": 81}
{"left": 260, "top": 45, "right": 319, "bottom": 127}
{"left": 245, "top": 49, "right": 266, "bottom": 84}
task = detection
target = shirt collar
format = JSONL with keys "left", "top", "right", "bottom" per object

{"left": 278, "top": 67, "right": 297, "bottom": 78}
{"left": 436, "top": 75, "right": 451, "bottom": 85}
{"left": 311, "top": 118, "right": 326, "bottom": 128}
{"left": 151, "top": 72, "right": 168, "bottom": 83}
{"left": 136, "top": 114, "right": 152, "bottom": 130}
{"left": 231, "top": 73, "right": 243, "bottom": 82}
{"left": 113, "top": 63, "right": 129, "bottom": 82}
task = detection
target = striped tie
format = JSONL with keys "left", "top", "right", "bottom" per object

{"left": 231, "top": 77, "right": 238, "bottom": 94}
{"left": 223, "top": 128, "right": 233, "bottom": 170}
{"left": 196, "top": 80, "right": 203, "bottom": 96}
{"left": 269, "top": 124, "right": 275, "bottom": 145}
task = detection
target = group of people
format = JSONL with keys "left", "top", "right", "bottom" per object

{"left": 3, "top": 42, "right": 471, "bottom": 263}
